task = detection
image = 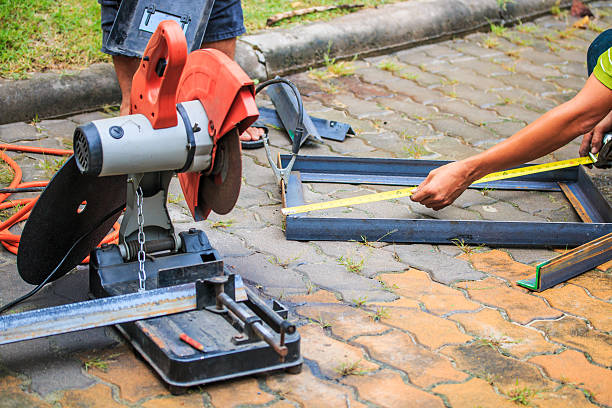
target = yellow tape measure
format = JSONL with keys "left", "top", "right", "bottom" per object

{"left": 281, "top": 156, "right": 594, "bottom": 215}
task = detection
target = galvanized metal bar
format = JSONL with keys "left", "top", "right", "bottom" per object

{"left": 0, "top": 283, "right": 196, "bottom": 345}
{"left": 517, "top": 232, "right": 612, "bottom": 291}
{"left": 284, "top": 217, "right": 612, "bottom": 247}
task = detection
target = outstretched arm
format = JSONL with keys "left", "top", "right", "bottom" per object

{"left": 410, "top": 74, "right": 612, "bottom": 210}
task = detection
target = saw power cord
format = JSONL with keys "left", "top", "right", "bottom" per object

{"left": 0, "top": 144, "right": 120, "bottom": 255}
{"left": 0, "top": 202, "right": 125, "bottom": 314}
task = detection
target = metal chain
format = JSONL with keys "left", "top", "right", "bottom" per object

{"left": 136, "top": 187, "right": 147, "bottom": 291}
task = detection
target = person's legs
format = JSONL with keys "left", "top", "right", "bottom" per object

{"left": 112, "top": 55, "right": 140, "bottom": 115}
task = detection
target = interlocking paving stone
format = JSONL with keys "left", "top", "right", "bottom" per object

{"left": 529, "top": 350, "right": 612, "bottom": 406}
{"left": 432, "top": 378, "right": 516, "bottom": 408}
{"left": 341, "top": 369, "right": 444, "bottom": 408}
{"left": 531, "top": 316, "right": 612, "bottom": 367}
{"left": 355, "top": 330, "right": 469, "bottom": 388}
{"left": 57, "top": 384, "right": 126, "bottom": 408}
{"left": 0, "top": 374, "right": 53, "bottom": 408}
{"left": 267, "top": 365, "right": 367, "bottom": 408}
{"left": 440, "top": 343, "right": 554, "bottom": 391}
{"left": 458, "top": 250, "right": 535, "bottom": 283}
{"left": 537, "top": 284, "right": 612, "bottom": 332}
{"left": 385, "top": 244, "right": 485, "bottom": 284}
{"left": 0, "top": 122, "right": 42, "bottom": 143}
{"left": 296, "top": 303, "right": 388, "bottom": 340}
{"left": 300, "top": 324, "right": 379, "bottom": 379}
{"left": 450, "top": 308, "right": 557, "bottom": 359}
{"left": 142, "top": 393, "right": 205, "bottom": 408}
{"left": 569, "top": 270, "right": 612, "bottom": 301}
{"left": 368, "top": 306, "right": 472, "bottom": 350}
{"left": 379, "top": 269, "right": 481, "bottom": 315}
{"left": 462, "top": 278, "right": 563, "bottom": 324}
{"left": 76, "top": 345, "right": 169, "bottom": 403}
{"left": 207, "top": 378, "right": 274, "bottom": 407}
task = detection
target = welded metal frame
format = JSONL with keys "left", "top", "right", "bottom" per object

{"left": 281, "top": 155, "right": 612, "bottom": 247}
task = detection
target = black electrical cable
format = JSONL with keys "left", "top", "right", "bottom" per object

{"left": 0, "top": 187, "right": 46, "bottom": 193}
{"left": 0, "top": 203, "right": 125, "bottom": 314}
{"left": 255, "top": 77, "right": 305, "bottom": 154}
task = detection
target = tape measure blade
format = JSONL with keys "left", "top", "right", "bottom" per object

{"left": 281, "top": 187, "right": 416, "bottom": 215}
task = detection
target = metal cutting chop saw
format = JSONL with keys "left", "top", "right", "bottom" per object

{"left": 2, "top": 21, "right": 301, "bottom": 391}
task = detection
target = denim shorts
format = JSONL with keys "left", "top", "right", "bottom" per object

{"left": 99, "top": 0, "right": 246, "bottom": 56}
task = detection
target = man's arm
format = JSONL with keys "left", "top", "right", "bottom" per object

{"left": 410, "top": 74, "right": 612, "bottom": 210}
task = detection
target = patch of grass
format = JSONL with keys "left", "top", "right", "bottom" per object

{"left": 83, "top": 353, "right": 121, "bottom": 372}
{"left": 305, "top": 281, "right": 316, "bottom": 294}
{"left": 516, "top": 24, "right": 537, "bottom": 34}
{"left": 268, "top": 254, "right": 299, "bottom": 268}
{"left": 451, "top": 238, "right": 486, "bottom": 255}
{"left": 490, "top": 23, "right": 507, "bottom": 36}
{"left": 338, "top": 255, "right": 365, "bottom": 274}
{"left": 369, "top": 306, "right": 389, "bottom": 321}
{"left": 506, "top": 35, "right": 533, "bottom": 47}
{"left": 351, "top": 296, "right": 368, "bottom": 308}
{"left": 0, "top": 204, "right": 24, "bottom": 222}
{"left": 550, "top": 0, "right": 567, "bottom": 18}
{"left": 497, "top": 96, "right": 513, "bottom": 106}
{"left": 310, "top": 314, "right": 332, "bottom": 329}
{"left": 377, "top": 59, "right": 401, "bottom": 73}
{"left": 243, "top": 0, "right": 399, "bottom": 31}
{"left": 1, "top": 0, "right": 398, "bottom": 78}
{"left": 37, "top": 156, "right": 68, "bottom": 177}
{"left": 588, "top": 22, "right": 604, "bottom": 33}
{"left": 478, "top": 336, "right": 520, "bottom": 353}
{"left": 399, "top": 72, "right": 418, "bottom": 81}
{"left": 334, "top": 360, "right": 370, "bottom": 377}
{"left": 0, "top": 161, "right": 14, "bottom": 185}
{"left": 377, "top": 278, "right": 398, "bottom": 293}
{"left": 483, "top": 36, "right": 500, "bottom": 49}
{"left": 0, "top": 0, "right": 109, "bottom": 78}
{"left": 505, "top": 382, "right": 538, "bottom": 405}
{"left": 402, "top": 143, "right": 429, "bottom": 159}
{"left": 209, "top": 219, "right": 234, "bottom": 229}
{"left": 505, "top": 49, "right": 522, "bottom": 59}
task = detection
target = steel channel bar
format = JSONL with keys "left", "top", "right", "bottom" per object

{"left": 284, "top": 217, "right": 612, "bottom": 246}
{"left": 281, "top": 155, "right": 579, "bottom": 185}
{"left": 559, "top": 182, "right": 593, "bottom": 223}
{"left": 0, "top": 283, "right": 196, "bottom": 345}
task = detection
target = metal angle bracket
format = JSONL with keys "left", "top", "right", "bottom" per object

{"left": 257, "top": 107, "right": 354, "bottom": 142}
{"left": 517, "top": 232, "right": 612, "bottom": 291}
{"left": 280, "top": 155, "right": 612, "bottom": 247}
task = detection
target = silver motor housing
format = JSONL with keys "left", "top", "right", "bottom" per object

{"left": 73, "top": 100, "right": 213, "bottom": 177}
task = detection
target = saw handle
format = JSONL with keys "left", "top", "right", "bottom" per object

{"left": 130, "top": 20, "right": 188, "bottom": 129}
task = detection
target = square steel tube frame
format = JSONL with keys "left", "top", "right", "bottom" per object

{"left": 281, "top": 155, "right": 612, "bottom": 247}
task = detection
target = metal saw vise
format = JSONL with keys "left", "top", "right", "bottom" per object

{"left": 1, "top": 20, "right": 301, "bottom": 392}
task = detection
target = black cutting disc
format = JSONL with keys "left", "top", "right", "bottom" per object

{"left": 17, "top": 156, "right": 126, "bottom": 285}
{"left": 199, "top": 130, "right": 242, "bottom": 215}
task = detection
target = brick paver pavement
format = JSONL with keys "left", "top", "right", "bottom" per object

{"left": 1, "top": 5, "right": 611, "bottom": 408}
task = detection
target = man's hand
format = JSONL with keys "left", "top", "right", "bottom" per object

{"left": 410, "top": 160, "right": 476, "bottom": 210}
{"left": 580, "top": 110, "right": 612, "bottom": 156}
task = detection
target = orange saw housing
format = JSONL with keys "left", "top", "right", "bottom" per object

{"left": 130, "top": 20, "right": 258, "bottom": 220}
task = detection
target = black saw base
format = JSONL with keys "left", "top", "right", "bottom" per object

{"left": 88, "top": 229, "right": 302, "bottom": 392}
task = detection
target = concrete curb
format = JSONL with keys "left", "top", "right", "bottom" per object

{"left": 0, "top": 0, "right": 572, "bottom": 125}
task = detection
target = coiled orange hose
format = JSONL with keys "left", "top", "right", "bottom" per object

{"left": 0, "top": 146, "right": 120, "bottom": 261}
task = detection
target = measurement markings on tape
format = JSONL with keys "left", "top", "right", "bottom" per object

{"left": 281, "top": 156, "right": 594, "bottom": 215}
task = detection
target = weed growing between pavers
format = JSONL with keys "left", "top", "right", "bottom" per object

{"left": 351, "top": 296, "right": 368, "bottom": 308}
{"left": 334, "top": 359, "right": 370, "bottom": 377}
{"left": 337, "top": 255, "right": 365, "bottom": 274}
{"left": 36, "top": 156, "right": 68, "bottom": 178}
{"left": 209, "top": 219, "right": 234, "bottom": 229}
{"left": 368, "top": 306, "right": 389, "bottom": 321}
{"left": 83, "top": 353, "right": 122, "bottom": 372}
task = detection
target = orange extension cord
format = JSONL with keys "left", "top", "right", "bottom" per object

{"left": 0, "top": 144, "right": 120, "bottom": 262}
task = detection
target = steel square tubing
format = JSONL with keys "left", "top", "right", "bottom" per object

{"left": 281, "top": 155, "right": 612, "bottom": 247}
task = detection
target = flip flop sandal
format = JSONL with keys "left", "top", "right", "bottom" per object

{"left": 240, "top": 124, "right": 268, "bottom": 149}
